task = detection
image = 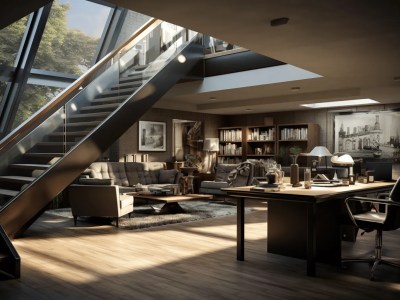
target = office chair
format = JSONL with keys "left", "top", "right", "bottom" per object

{"left": 342, "top": 177, "right": 400, "bottom": 280}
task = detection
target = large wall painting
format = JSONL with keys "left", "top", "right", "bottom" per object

{"left": 334, "top": 111, "right": 400, "bottom": 161}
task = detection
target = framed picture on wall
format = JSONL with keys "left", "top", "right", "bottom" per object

{"left": 139, "top": 121, "right": 166, "bottom": 151}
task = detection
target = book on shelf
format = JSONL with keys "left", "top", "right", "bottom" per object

{"left": 280, "top": 127, "right": 308, "bottom": 140}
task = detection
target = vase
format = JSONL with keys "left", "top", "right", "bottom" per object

{"left": 290, "top": 155, "right": 301, "bottom": 187}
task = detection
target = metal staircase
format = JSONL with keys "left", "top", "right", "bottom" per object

{"left": 0, "top": 19, "right": 203, "bottom": 279}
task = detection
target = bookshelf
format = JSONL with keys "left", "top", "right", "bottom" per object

{"left": 277, "top": 123, "right": 320, "bottom": 166}
{"left": 246, "top": 125, "right": 276, "bottom": 159}
{"left": 218, "top": 127, "right": 244, "bottom": 164}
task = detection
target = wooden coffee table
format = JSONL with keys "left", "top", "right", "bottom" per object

{"left": 128, "top": 193, "right": 213, "bottom": 214}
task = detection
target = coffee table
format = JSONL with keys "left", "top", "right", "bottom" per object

{"left": 128, "top": 193, "right": 213, "bottom": 214}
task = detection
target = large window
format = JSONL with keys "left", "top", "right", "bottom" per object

{"left": 12, "top": 84, "right": 63, "bottom": 129}
{"left": 0, "top": 16, "right": 29, "bottom": 67}
{"left": 32, "top": 0, "right": 112, "bottom": 75}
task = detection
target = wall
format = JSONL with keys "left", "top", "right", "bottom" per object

{"left": 108, "top": 107, "right": 224, "bottom": 162}
{"left": 226, "top": 103, "right": 400, "bottom": 153}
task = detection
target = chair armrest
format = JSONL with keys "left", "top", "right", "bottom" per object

{"left": 344, "top": 196, "right": 400, "bottom": 227}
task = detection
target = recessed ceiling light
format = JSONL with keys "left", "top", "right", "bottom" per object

{"left": 291, "top": 86, "right": 301, "bottom": 91}
{"left": 270, "top": 17, "right": 289, "bottom": 27}
{"left": 209, "top": 97, "right": 216, "bottom": 101}
{"left": 394, "top": 76, "right": 400, "bottom": 81}
{"left": 301, "top": 99, "right": 379, "bottom": 109}
{"left": 245, "top": 108, "right": 253, "bottom": 111}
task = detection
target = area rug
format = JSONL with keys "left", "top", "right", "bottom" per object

{"left": 45, "top": 201, "right": 255, "bottom": 230}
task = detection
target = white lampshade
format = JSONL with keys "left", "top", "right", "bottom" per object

{"left": 203, "top": 138, "right": 219, "bottom": 151}
{"left": 331, "top": 154, "right": 354, "bottom": 166}
{"left": 309, "top": 146, "right": 333, "bottom": 157}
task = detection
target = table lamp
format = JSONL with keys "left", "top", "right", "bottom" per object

{"left": 309, "top": 146, "right": 333, "bottom": 173}
{"left": 203, "top": 138, "right": 219, "bottom": 173}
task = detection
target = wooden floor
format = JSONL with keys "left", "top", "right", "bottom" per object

{"left": 0, "top": 199, "right": 399, "bottom": 299}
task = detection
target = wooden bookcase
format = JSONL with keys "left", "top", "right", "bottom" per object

{"left": 277, "top": 123, "right": 320, "bottom": 166}
{"left": 218, "top": 127, "right": 244, "bottom": 164}
{"left": 245, "top": 125, "right": 276, "bottom": 159}
{"left": 217, "top": 123, "right": 320, "bottom": 166}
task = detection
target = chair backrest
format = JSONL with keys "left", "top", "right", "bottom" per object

{"left": 227, "top": 161, "right": 254, "bottom": 187}
{"left": 384, "top": 177, "right": 400, "bottom": 230}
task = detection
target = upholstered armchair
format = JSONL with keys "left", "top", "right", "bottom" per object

{"left": 199, "top": 161, "right": 254, "bottom": 198}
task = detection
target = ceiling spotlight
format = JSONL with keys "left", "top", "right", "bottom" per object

{"left": 270, "top": 17, "right": 289, "bottom": 27}
{"left": 245, "top": 108, "right": 253, "bottom": 111}
{"left": 291, "top": 86, "right": 301, "bottom": 91}
{"left": 209, "top": 97, "right": 217, "bottom": 101}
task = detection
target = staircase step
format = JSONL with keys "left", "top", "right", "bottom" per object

{"left": 10, "top": 164, "right": 51, "bottom": 170}
{"left": 49, "top": 131, "right": 90, "bottom": 137}
{"left": 23, "top": 153, "right": 63, "bottom": 159}
{"left": 0, "top": 176, "right": 35, "bottom": 185}
{"left": 90, "top": 95, "right": 127, "bottom": 104}
{"left": 66, "top": 121, "right": 102, "bottom": 127}
{"left": 110, "top": 82, "right": 142, "bottom": 90}
{"left": 80, "top": 103, "right": 120, "bottom": 112}
{"left": 119, "top": 75, "right": 143, "bottom": 84}
{"left": 0, "top": 189, "right": 19, "bottom": 197}
{"left": 36, "top": 142, "right": 76, "bottom": 147}
{"left": 97, "top": 87, "right": 137, "bottom": 98}
{"left": 69, "top": 112, "right": 109, "bottom": 120}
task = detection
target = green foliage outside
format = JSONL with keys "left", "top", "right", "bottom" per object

{"left": 0, "top": 0, "right": 100, "bottom": 128}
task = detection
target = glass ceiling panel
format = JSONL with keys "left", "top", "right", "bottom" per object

{"left": 32, "top": 0, "right": 112, "bottom": 75}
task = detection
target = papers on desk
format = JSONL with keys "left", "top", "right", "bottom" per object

{"left": 312, "top": 181, "right": 343, "bottom": 187}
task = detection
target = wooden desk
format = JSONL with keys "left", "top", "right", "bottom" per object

{"left": 224, "top": 181, "right": 394, "bottom": 276}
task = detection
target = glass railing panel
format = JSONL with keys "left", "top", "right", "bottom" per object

{"left": 204, "top": 36, "right": 242, "bottom": 55}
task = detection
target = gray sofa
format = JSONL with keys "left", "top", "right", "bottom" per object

{"left": 67, "top": 162, "right": 182, "bottom": 226}
{"left": 199, "top": 162, "right": 254, "bottom": 197}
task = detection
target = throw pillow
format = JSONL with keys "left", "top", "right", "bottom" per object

{"left": 79, "top": 178, "right": 114, "bottom": 185}
{"left": 159, "top": 169, "right": 178, "bottom": 184}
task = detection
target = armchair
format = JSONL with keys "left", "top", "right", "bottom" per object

{"left": 342, "top": 177, "right": 400, "bottom": 280}
{"left": 199, "top": 161, "right": 254, "bottom": 198}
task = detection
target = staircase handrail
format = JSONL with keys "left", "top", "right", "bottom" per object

{"left": 0, "top": 18, "right": 161, "bottom": 154}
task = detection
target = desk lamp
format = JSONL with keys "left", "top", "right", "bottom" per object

{"left": 309, "top": 146, "right": 333, "bottom": 174}
{"left": 203, "top": 138, "right": 219, "bottom": 173}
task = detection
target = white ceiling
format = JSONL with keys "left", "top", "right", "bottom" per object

{"left": 110, "top": 0, "right": 400, "bottom": 114}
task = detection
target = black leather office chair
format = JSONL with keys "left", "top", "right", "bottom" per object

{"left": 342, "top": 177, "right": 400, "bottom": 280}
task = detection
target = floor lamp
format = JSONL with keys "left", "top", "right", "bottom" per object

{"left": 203, "top": 138, "right": 219, "bottom": 173}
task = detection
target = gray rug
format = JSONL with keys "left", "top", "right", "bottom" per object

{"left": 45, "top": 201, "right": 254, "bottom": 230}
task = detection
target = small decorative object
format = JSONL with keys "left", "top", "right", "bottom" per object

{"left": 290, "top": 153, "right": 301, "bottom": 187}
{"left": 266, "top": 168, "right": 277, "bottom": 184}
{"left": 366, "top": 170, "right": 375, "bottom": 183}
{"left": 304, "top": 168, "right": 312, "bottom": 189}
{"left": 342, "top": 178, "right": 350, "bottom": 186}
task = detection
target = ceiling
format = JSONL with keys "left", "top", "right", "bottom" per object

{"left": 107, "top": 0, "right": 400, "bottom": 115}
{"left": 6, "top": 0, "right": 400, "bottom": 115}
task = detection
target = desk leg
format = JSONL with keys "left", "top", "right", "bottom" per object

{"left": 306, "top": 203, "right": 317, "bottom": 276}
{"left": 237, "top": 197, "right": 245, "bottom": 261}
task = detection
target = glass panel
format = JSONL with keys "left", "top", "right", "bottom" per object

{"left": 204, "top": 36, "right": 242, "bottom": 54}
{"left": 114, "top": 10, "right": 151, "bottom": 50}
{"left": 32, "top": 0, "right": 112, "bottom": 75}
{"left": 0, "top": 81, "right": 7, "bottom": 100}
{"left": 0, "top": 16, "right": 29, "bottom": 66}
{"left": 12, "top": 84, "right": 63, "bottom": 129}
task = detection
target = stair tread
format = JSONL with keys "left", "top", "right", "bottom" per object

{"left": 0, "top": 189, "right": 19, "bottom": 197}
{"left": 90, "top": 95, "right": 127, "bottom": 103}
{"left": 24, "top": 153, "right": 63, "bottom": 157}
{"left": 80, "top": 103, "right": 120, "bottom": 111}
{"left": 66, "top": 121, "right": 102, "bottom": 126}
{"left": 37, "top": 142, "right": 75, "bottom": 146}
{"left": 49, "top": 131, "right": 90, "bottom": 136}
{"left": 97, "top": 87, "right": 136, "bottom": 97}
{"left": 69, "top": 112, "right": 109, "bottom": 119}
{"left": 11, "top": 164, "right": 51, "bottom": 169}
{"left": 0, "top": 176, "right": 35, "bottom": 183}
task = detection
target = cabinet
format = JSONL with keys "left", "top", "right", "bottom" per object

{"left": 277, "top": 123, "right": 320, "bottom": 166}
{"left": 246, "top": 126, "right": 276, "bottom": 159}
{"left": 218, "top": 127, "right": 244, "bottom": 164}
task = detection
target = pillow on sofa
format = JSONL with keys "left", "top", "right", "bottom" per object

{"left": 79, "top": 178, "right": 114, "bottom": 185}
{"left": 159, "top": 169, "right": 178, "bottom": 184}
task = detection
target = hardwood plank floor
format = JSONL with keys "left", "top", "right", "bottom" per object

{"left": 0, "top": 199, "right": 399, "bottom": 299}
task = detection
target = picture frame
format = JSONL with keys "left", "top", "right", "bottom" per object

{"left": 139, "top": 121, "right": 166, "bottom": 151}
